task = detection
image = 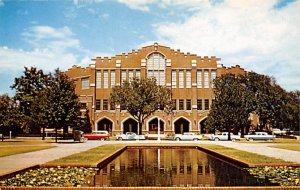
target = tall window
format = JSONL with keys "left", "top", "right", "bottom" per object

{"left": 197, "top": 99, "right": 202, "bottom": 110}
{"left": 186, "top": 99, "right": 191, "bottom": 110}
{"left": 103, "top": 99, "right": 108, "bottom": 110}
{"left": 96, "top": 99, "right": 101, "bottom": 111}
{"left": 172, "top": 99, "right": 177, "bottom": 110}
{"left": 110, "top": 70, "right": 115, "bottom": 87}
{"left": 103, "top": 70, "right": 108, "bottom": 88}
{"left": 179, "top": 99, "right": 184, "bottom": 110}
{"left": 186, "top": 70, "right": 191, "bottom": 88}
{"left": 128, "top": 70, "right": 133, "bottom": 82}
{"left": 197, "top": 70, "right": 202, "bottom": 88}
{"left": 204, "top": 70, "right": 209, "bottom": 88}
{"left": 179, "top": 70, "right": 184, "bottom": 88}
{"left": 96, "top": 71, "right": 101, "bottom": 88}
{"left": 147, "top": 53, "right": 165, "bottom": 85}
{"left": 204, "top": 99, "right": 209, "bottom": 110}
{"left": 172, "top": 70, "right": 176, "bottom": 88}
{"left": 121, "top": 70, "right": 126, "bottom": 84}
{"left": 135, "top": 70, "right": 140, "bottom": 79}
{"left": 81, "top": 77, "right": 89, "bottom": 89}
{"left": 211, "top": 70, "right": 216, "bottom": 88}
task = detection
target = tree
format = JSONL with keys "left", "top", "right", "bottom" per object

{"left": 245, "top": 72, "right": 287, "bottom": 131}
{"left": 80, "top": 109, "right": 92, "bottom": 133}
{"left": 45, "top": 69, "right": 81, "bottom": 142}
{"left": 11, "top": 67, "right": 81, "bottom": 142}
{"left": 205, "top": 74, "right": 249, "bottom": 140}
{"left": 0, "top": 94, "right": 23, "bottom": 141}
{"left": 282, "top": 90, "right": 300, "bottom": 131}
{"left": 11, "top": 67, "right": 48, "bottom": 134}
{"left": 111, "top": 77, "right": 173, "bottom": 135}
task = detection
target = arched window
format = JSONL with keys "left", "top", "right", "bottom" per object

{"left": 147, "top": 53, "right": 165, "bottom": 85}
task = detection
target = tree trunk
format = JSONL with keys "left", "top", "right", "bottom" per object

{"left": 42, "top": 126, "right": 45, "bottom": 140}
{"left": 55, "top": 128, "right": 58, "bottom": 143}
{"left": 240, "top": 125, "right": 244, "bottom": 138}
{"left": 227, "top": 127, "right": 231, "bottom": 140}
{"left": 138, "top": 122, "right": 143, "bottom": 135}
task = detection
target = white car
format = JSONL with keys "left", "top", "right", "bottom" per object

{"left": 211, "top": 132, "right": 241, "bottom": 141}
{"left": 173, "top": 132, "right": 202, "bottom": 141}
{"left": 245, "top": 132, "right": 275, "bottom": 141}
{"left": 272, "top": 128, "right": 286, "bottom": 135}
{"left": 116, "top": 132, "right": 145, "bottom": 141}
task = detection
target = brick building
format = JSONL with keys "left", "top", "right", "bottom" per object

{"left": 66, "top": 43, "right": 245, "bottom": 136}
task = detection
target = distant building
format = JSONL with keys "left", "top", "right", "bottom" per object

{"left": 66, "top": 43, "right": 245, "bottom": 135}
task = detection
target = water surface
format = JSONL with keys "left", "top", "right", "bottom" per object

{"left": 87, "top": 148, "right": 274, "bottom": 187}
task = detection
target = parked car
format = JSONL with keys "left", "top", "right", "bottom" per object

{"left": 173, "top": 132, "right": 202, "bottom": 141}
{"left": 83, "top": 131, "right": 109, "bottom": 141}
{"left": 211, "top": 132, "right": 241, "bottom": 141}
{"left": 272, "top": 128, "right": 286, "bottom": 135}
{"left": 116, "top": 132, "right": 145, "bottom": 141}
{"left": 245, "top": 132, "right": 275, "bottom": 141}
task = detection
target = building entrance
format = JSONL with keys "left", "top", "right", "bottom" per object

{"left": 174, "top": 118, "right": 190, "bottom": 134}
{"left": 123, "top": 118, "right": 138, "bottom": 134}
{"left": 97, "top": 118, "right": 113, "bottom": 132}
{"left": 148, "top": 118, "right": 164, "bottom": 134}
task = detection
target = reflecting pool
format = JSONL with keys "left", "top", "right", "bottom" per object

{"left": 86, "top": 148, "right": 275, "bottom": 187}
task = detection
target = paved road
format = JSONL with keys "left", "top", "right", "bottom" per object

{"left": 0, "top": 140, "right": 299, "bottom": 176}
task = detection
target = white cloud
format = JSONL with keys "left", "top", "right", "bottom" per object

{"left": 117, "top": 0, "right": 158, "bottom": 12}
{"left": 151, "top": 0, "right": 300, "bottom": 91}
{"left": 0, "top": 26, "right": 86, "bottom": 74}
{"left": 0, "top": 0, "right": 4, "bottom": 7}
{"left": 22, "top": 26, "right": 80, "bottom": 53}
{"left": 0, "top": 47, "right": 77, "bottom": 72}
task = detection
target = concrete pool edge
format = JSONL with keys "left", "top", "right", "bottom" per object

{"left": 1, "top": 145, "right": 300, "bottom": 189}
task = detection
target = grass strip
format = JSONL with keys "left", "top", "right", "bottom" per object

{"left": 269, "top": 145, "right": 300, "bottom": 152}
{"left": 0, "top": 146, "right": 55, "bottom": 157}
{"left": 46, "top": 144, "right": 126, "bottom": 166}
{"left": 198, "top": 144, "right": 291, "bottom": 165}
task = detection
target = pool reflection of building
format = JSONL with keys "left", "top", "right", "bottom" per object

{"left": 90, "top": 149, "right": 215, "bottom": 187}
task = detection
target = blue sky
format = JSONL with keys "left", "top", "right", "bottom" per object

{"left": 0, "top": 0, "right": 299, "bottom": 95}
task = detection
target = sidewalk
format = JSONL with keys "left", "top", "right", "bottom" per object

{"left": 0, "top": 141, "right": 101, "bottom": 175}
{"left": 0, "top": 140, "right": 299, "bottom": 176}
{"left": 216, "top": 141, "right": 300, "bottom": 164}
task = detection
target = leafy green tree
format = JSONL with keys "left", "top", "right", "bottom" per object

{"left": 11, "top": 67, "right": 48, "bottom": 134}
{"left": 80, "top": 109, "right": 92, "bottom": 133}
{"left": 11, "top": 67, "right": 81, "bottom": 142}
{"left": 245, "top": 72, "right": 287, "bottom": 131}
{"left": 282, "top": 90, "right": 300, "bottom": 131}
{"left": 45, "top": 69, "right": 81, "bottom": 142}
{"left": 205, "top": 74, "right": 249, "bottom": 140}
{"left": 0, "top": 94, "right": 23, "bottom": 141}
{"left": 111, "top": 77, "right": 173, "bottom": 135}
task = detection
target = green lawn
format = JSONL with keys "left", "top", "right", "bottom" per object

{"left": 47, "top": 144, "right": 126, "bottom": 166}
{"left": 0, "top": 146, "right": 55, "bottom": 157}
{"left": 199, "top": 144, "right": 291, "bottom": 165}
{"left": 269, "top": 145, "right": 300, "bottom": 152}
